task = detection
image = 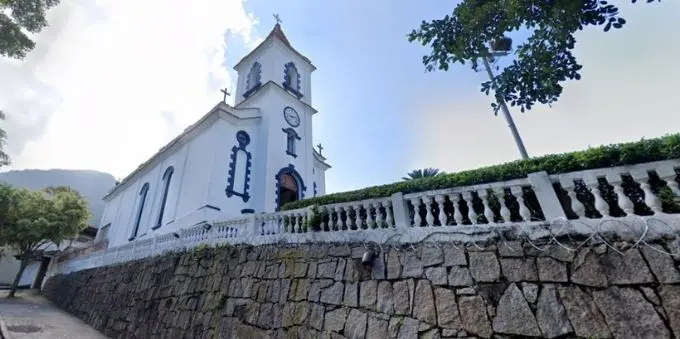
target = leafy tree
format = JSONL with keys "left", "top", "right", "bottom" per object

{"left": 407, "top": 0, "right": 660, "bottom": 113}
{"left": 0, "top": 185, "right": 90, "bottom": 298}
{"left": 1, "top": 0, "right": 62, "bottom": 59}
{"left": 403, "top": 168, "right": 444, "bottom": 181}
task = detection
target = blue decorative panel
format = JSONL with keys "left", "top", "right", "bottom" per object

{"left": 274, "top": 164, "right": 306, "bottom": 211}
{"left": 225, "top": 130, "right": 253, "bottom": 202}
{"left": 243, "top": 62, "right": 262, "bottom": 98}
{"left": 282, "top": 62, "right": 303, "bottom": 99}
{"left": 152, "top": 166, "right": 174, "bottom": 230}
{"left": 130, "top": 182, "right": 150, "bottom": 241}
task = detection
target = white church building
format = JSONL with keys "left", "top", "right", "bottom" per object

{"left": 96, "top": 24, "right": 331, "bottom": 248}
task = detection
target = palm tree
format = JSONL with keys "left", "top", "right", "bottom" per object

{"left": 0, "top": 110, "right": 9, "bottom": 167}
{"left": 402, "top": 168, "right": 444, "bottom": 181}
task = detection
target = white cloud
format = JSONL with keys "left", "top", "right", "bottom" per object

{"left": 409, "top": 0, "right": 680, "bottom": 173}
{"left": 0, "top": 0, "right": 259, "bottom": 179}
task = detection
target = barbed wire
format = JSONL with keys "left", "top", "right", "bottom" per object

{"left": 54, "top": 216, "right": 680, "bottom": 276}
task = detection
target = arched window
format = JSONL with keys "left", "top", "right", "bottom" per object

{"left": 153, "top": 166, "right": 174, "bottom": 230}
{"left": 283, "top": 62, "right": 303, "bottom": 99}
{"left": 226, "top": 130, "right": 253, "bottom": 202}
{"left": 282, "top": 128, "right": 301, "bottom": 157}
{"left": 129, "top": 182, "right": 149, "bottom": 241}
{"left": 244, "top": 62, "right": 262, "bottom": 98}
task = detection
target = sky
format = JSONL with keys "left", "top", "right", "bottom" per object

{"left": 1, "top": 0, "right": 679, "bottom": 195}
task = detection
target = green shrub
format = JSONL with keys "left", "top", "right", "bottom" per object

{"left": 282, "top": 134, "right": 680, "bottom": 211}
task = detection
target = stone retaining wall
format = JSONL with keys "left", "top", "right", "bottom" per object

{"left": 43, "top": 239, "right": 680, "bottom": 338}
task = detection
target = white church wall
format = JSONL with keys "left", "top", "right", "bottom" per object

{"left": 206, "top": 119, "right": 262, "bottom": 218}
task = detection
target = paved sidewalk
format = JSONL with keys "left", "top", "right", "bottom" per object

{"left": 0, "top": 290, "right": 107, "bottom": 339}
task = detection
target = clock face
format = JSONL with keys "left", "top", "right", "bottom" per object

{"left": 283, "top": 107, "right": 300, "bottom": 127}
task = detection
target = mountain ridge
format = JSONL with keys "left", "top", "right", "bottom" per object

{"left": 0, "top": 169, "right": 117, "bottom": 226}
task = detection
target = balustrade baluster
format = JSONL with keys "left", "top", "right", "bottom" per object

{"left": 376, "top": 202, "right": 386, "bottom": 228}
{"left": 462, "top": 192, "right": 477, "bottom": 225}
{"left": 511, "top": 186, "right": 532, "bottom": 222}
{"left": 449, "top": 193, "right": 463, "bottom": 225}
{"left": 478, "top": 189, "right": 495, "bottom": 224}
{"left": 561, "top": 180, "right": 585, "bottom": 218}
{"left": 639, "top": 180, "right": 663, "bottom": 214}
{"left": 425, "top": 196, "right": 435, "bottom": 227}
{"left": 435, "top": 195, "right": 447, "bottom": 226}
{"left": 411, "top": 198, "right": 422, "bottom": 227}
{"left": 664, "top": 177, "right": 680, "bottom": 197}
{"left": 607, "top": 174, "right": 635, "bottom": 216}
{"left": 365, "top": 203, "right": 374, "bottom": 229}
{"left": 339, "top": 206, "right": 347, "bottom": 230}
{"left": 494, "top": 188, "right": 511, "bottom": 223}
{"left": 352, "top": 205, "right": 361, "bottom": 229}
{"left": 587, "top": 182, "right": 611, "bottom": 217}
{"left": 385, "top": 201, "right": 394, "bottom": 227}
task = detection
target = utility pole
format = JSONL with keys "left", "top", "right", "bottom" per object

{"left": 482, "top": 51, "right": 530, "bottom": 160}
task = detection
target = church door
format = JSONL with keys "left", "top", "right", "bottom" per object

{"left": 278, "top": 173, "right": 299, "bottom": 208}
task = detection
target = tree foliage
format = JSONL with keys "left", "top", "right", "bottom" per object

{"left": 282, "top": 133, "right": 680, "bottom": 211}
{"left": 0, "top": 184, "right": 90, "bottom": 297}
{"left": 407, "top": 0, "right": 660, "bottom": 113}
{"left": 0, "top": 0, "right": 61, "bottom": 59}
{"left": 403, "top": 168, "right": 444, "bottom": 181}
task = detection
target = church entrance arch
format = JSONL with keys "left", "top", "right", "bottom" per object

{"left": 276, "top": 166, "right": 305, "bottom": 210}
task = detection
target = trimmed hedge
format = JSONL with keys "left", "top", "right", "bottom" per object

{"left": 282, "top": 133, "right": 680, "bottom": 211}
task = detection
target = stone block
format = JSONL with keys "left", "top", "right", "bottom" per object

{"left": 413, "top": 280, "right": 436, "bottom": 324}
{"left": 424, "top": 267, "right": 448, "bottom": 286}
{"left": 499, "top": 258, "right": 537, "bottom": 282}
{"left": 536, "top": 257, "right": 568, "bottom": 282}
{"left": 360, "top": 280, "right": 378, "bottom": 309}
{"left": 640, "top": 244, "right": 680, "bottom": 284}
{"left": 556, "top": 286, "right": 611, "bottom": 338}
{"left": 400, "top": 252, "right": 424, "bottom": 278}
{"left": 458, "top": 296, "right": 493, "bottom": 339}
{"left": 419, "top": 246, "right": 444, "bottom": 267}
{"left": 592, "top": 286, "right": 669, "bottom": 338}
{"left": 448, "top": 266, "right": 473, "bottom": 287}
{"left": 344, "top": 309, "right": 368, "bottom": 339}
{"left": 434, "top": 287, "right": 461, "bottom": 330}
{"left": 325, "top": 307, "right": 349, "bottom": 332}
{"left": 535, "top": 285, "right": 572, "bottom": 338}
{"left": 443, "top": 246, "right": 467, "bottom": 266}
{"left": 468, "top": 252, "right": 500, "bottom": 283}
{"left": 376, "top": 281, "right": 394, "bottom": 314}
{"left": 492, "top": 283, "right": 540, "bottom": 337}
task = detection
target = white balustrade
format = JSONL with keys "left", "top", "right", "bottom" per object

{"left": 48, "top": 159, "right": 680, "bottom": 277}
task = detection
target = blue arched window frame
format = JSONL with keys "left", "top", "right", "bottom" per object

{"left": 282, "top": 62, "right": 303, "bottom": 99}
{"left": 152, "top": 166, "right": 174, "bottom": 230}
{"left": 275, "top": 164, "right": 306, "bottom": 211}
{"left": 129, "top": 182, "right": 150, "bottom": 241}
{"left": 243, "top": 62, "right": 262, "bottom": 98}
{"left": 225, "top": 130, "right": 253, "bottom": 202}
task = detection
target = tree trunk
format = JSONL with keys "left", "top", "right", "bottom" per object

{"left": 8, "top": 259, "right": 28, "bottom": 298}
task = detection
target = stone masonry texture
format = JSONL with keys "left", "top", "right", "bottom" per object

{"left": 42, "top": 239, "right": 680, "bottom": 339}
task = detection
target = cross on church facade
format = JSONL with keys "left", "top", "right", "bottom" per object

{"left": 220, "top": 88, "right": 230, "bottom": 103}
{"left": 273, "top": 14, "right": 283, "bottom": 25}
{"left": 316, "top": 143, "right": 324, "bottom": 156}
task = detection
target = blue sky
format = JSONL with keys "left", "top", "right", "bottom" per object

{"left": 2, "top": 0, "right": 679, "bottom": 195}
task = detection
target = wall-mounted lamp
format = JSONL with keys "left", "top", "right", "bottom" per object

{"left": 361, "top": 250, "right": 376, "bottom": 266}
{"left": 203, "top": 223, "right": 212, "bottom": 231}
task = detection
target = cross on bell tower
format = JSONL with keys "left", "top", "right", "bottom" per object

{"left": 273, "top": 14, "right": 283, "bottom": 25}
